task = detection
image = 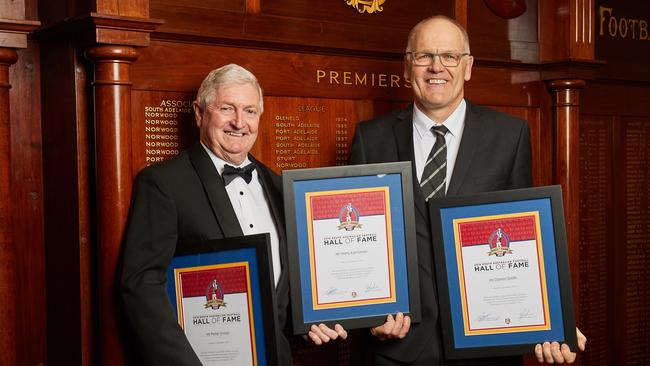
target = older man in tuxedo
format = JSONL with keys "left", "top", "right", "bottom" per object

{"left": 121, "top": 64, "right": 345, "bottom": 365}
{"left": 349, "top": 15, "right": 586, "bottom": 366}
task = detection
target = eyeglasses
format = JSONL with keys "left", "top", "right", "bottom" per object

{"left": 405, "top": 51, "right": 470, "bottom": 67}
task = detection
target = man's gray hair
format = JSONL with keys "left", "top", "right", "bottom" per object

{"left": 196, "top": 63, "right": 264, "bottom": 112}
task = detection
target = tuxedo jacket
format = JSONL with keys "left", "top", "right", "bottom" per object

{"left": 349, "top": 101, "right": 532, "bottom": 365}
{"left": 121, "top": 143, "right": 292, "bottom": 366}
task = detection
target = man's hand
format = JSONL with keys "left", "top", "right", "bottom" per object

{"left": 305, "top": 323, "right": 347, "bottom": 346}
{"left": 534, "top": 327, "right": 587, "bottom": 364}
{"left": 369, "top": 312, "right": 411, "bottom": 341}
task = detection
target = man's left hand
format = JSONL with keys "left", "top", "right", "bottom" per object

{"left": 305, "top": 323, "right": 348, "bottom": 346}
{"left": 534, "top": 327, "right": 587, "bottom": 364}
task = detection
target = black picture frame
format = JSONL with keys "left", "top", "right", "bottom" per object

{"left": 167, "top": 233, "right": 279, "bottom": 366}
{"left": 283, "top": 162, "right": 421, "bottom": 334}
{"left": 428, "top": 185, "right": 577, "bottom": 359}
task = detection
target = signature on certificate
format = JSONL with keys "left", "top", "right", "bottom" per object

{"left": 475, "top": 312, "right": 500, "bottom": 322}
{"left": 324, "top": 287, "right": 345, "bottom": 296}
{"left": 519, "top": 308, "right": 535, "bottom": 320}
{"left": 365, "top": 282, "right": 379, "bottom": 292}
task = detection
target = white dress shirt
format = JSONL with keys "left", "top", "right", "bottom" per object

{"left": 412, "top": 99, "right": 466, "bottom": 193}
{"left": 201, "top": 143, "right": 282, "bottom": 286}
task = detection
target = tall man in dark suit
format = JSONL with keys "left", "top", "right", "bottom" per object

{"left": 349, "top": 16, "right": 586, "bottom": 365}
{"left": 121, "top": 64, "right": 345, "bottom": 366}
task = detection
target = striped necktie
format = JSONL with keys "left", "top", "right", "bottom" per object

{"left": 420, "top": 125, "right": 448, "bottom": 201}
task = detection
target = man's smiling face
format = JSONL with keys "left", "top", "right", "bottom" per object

{"left": 193, "top": 82, "right": 261, "bottom": 165}
{"left": 404, "top": 17, "right": 473, "bottom": 122}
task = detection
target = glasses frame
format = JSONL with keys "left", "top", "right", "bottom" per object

{"left": 405, "top": 51, "right": 471, "bottom": 67}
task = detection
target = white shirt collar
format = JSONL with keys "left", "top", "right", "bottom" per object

{"left": 412, "top": 99, "right": 466, "bottom": 138}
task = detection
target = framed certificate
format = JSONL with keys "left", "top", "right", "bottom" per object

{"left": 283, "top": 162, "right": 420, "bottom": 334}
{"left": 428, "top": 185, "right": 577, "bottom": 359}
{"left": 166, "top": 234, "right": 279, "bottom": 366}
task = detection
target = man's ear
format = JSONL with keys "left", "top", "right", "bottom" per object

{"left": 192, "top": 101, "right": 203, "bottom": 128}
{"left": 464, "top": 55, "right": 474, "bottom": 81}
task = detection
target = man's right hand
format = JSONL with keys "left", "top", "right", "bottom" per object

{"left": 370, "top": 312, "right": 411, "bottom": 340}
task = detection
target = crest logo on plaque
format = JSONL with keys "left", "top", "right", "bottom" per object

{"left": 204, "top": 279, "right": 227, "bottom": 309}
{"left": 487, "top": 228, "right": 513, "bottom": 257}
{"left": 338, "top": 202, "right": 363, "bottom": 231}
{"left": 345, "top": 0, "right": 386, "bottom": 14}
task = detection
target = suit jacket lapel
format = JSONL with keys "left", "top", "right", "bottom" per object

{"left": 392, "top": 107, "right": 427, "bottom": 218}
{"left": 188, "top": 143, "right": 244, "bottom": 237}
{"left": 448, "top": 101, "right": 483, "bottom": 196}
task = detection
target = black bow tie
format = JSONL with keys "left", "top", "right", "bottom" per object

{"left": 222, "top": 163, "right": 256, "bottom": 185}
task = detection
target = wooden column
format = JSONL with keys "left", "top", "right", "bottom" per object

{"left": 547, "top": 79, "right": 585, "bottom": 318}
{"left": 0, "top": 47, "right": 18, "bottom": 366}
{"left": 85, "top": 45, "right": 138, "bottom": 366}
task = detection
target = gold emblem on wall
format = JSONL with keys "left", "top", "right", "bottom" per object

{"left": 345, "top": 0, "right": 385, "bottom": 14}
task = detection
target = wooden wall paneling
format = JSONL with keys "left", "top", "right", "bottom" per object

{"left": 0, "top": 46, "right": 18, "bottom": 366}
{"left": 594, "top": 1, "right": 650, "bottom": 82}
{"left": 467, "top": 0, "right": 539, "bottom": 62}
{"left": 95, "top": 0, "right": 149, "bottom": 18}
{"left": 539, "top": 0, "right": 578, "bottom": 61}
{"left": 131, "top": 41, "right": 411, "bottom": 99}
{"left": 579, "top": 81, "right": 650, "bottom": 365}
{"left": 539, "top": 0, "right": 596, "bottom": 66}
{"left": 132, "top": 42, "right": 547, "bottom": 106}
{"left": 570, "top": 0, "right": 595, "bottom": 59}
{"left": 610, "top": 115, "right": 625, "bottom": 366}
{"left": 582, "top": 81, "right": 650, "bottom": 117}
{"left": 40, "top": 41, "right": 93, "bottom": 366}
{"left": 260, "top": 0, "right": 452, "bottom": 28}
{"left": 455, "top": 0, "right": 467, "bottom": 28}
{"left": 0, "top": 0, "right": 25, "bottom": 19}
{"left": 537, "top": 83, "right": 555, "bottom": 187}
{"left": 85, "top": 45, "right": 139, "bottom": 366}
{"left": 246, "top": 0, "right": 260, "bottom": 14}
{"left": 39, "top": 0, "right": 149, "bottom": 24}
{"left": 150, "top": 0, "right": 454, "bottom": 54}
{"left": 10, "top": 41, "right": 47, "bottom": 366}
{"left": 578, "top": 114, "right": 614, "bottom": 366}
{"left": 0, "top": 5, "right": 39, "bottom": 363}
{"left": 130, "top": 90, "right": 197, "bottom": 173}
{"left": 547, "top": 79, "right": 585, "bottom": 328}
{"left": 75, "top": 45, "right": 95, "bottom": 366}
{"left": 154, "top": 0, "right": 245, "bottom": 13}
{"left": 463, "top": 66, "right": 541, "bottom": 107}
{"left": 38, "top": 1, "right": 93, "bottom": 27}
{"left": 251, "top": 96, "right": 376, "bottom": 173}
{"left": 618, "top": 116, "right": 650, "bottom": 365}
{"left": 129, "top": 90, "right": 400, "bottom": 176}
{"left": 36, "top": 10, "right": 162, "bottom": 366}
